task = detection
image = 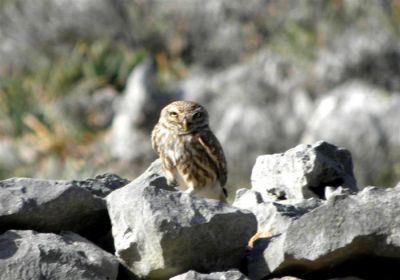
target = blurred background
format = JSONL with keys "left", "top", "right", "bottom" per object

{"left": 1, "top": 0, "right": 400, "bottom": 193}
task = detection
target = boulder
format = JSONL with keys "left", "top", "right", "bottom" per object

{"left": 124, "top": 159, "right": 173, "bottom": 191}
{"left": 0, "top": 173, "right": 127, "bottom": 236}
{"left": 170, "top": 269, "right": 250, "bottom": 280}
{"left": 70, "top": 173, "right": 129, "bottom": 198}
{"left": 302, "top": 81, "right": 400, "bottom": 186}
{"left": 109, "top": 58, "right": 170, "bottom": 163}
{"left": 233, "top": 188, "right": 322, "bottom": 234}
{"left": 106, "top": 160, "right": 257, "bottom": 279}
{"left": 137, "top": 0, "right": 277, "bottom": 69}
{"left": 0, "top": 230, "right": 119, "bottom": 280}
{"left": 248, "top": 186, "right": 400, "bottom": 280}
{"left": 269, "top": 277, "right": 303, "bottom": 280}
{"left": 0, "top": 0, "right": 124, "bottom": 70}
{"left": 314, "top": 28, "right": 399, "bottom": 91}
{"left": 251, "top": 141, "right": 357, "bottom": 201}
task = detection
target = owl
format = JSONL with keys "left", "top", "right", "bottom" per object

{"left": 151, "top": 100, "right": 228, "bottom": 202}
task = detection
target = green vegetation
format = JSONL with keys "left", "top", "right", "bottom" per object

{"left": 1, "top": 40, "right": 145, "bottom": 133}
{"left": 0, "top": 40, "right": 146, "bottom": 179}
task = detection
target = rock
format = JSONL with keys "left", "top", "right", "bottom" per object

{"left": 0, "top": 174, "right": 126, "bottom": 237}
{"left": 314, "top": 28, "right": 399, "bottom": 91}
{"left": 0, "top": 0, "right": 125, "bottom": 70}
{"left": 233, "top": 189, "right": 264, "bottom": 207}
{"left": 170, "top": 269, "right": 250, "bottom": 280}
{"left": 250, "top": 141, "right": 357, "bottom": 201}
{"left": 324, "top": 186, "right": 353, "bottom": 200}
{"left": 0, "top": 230, "right": 119, "bottom": 280}
{"left": 302, "top": 81, "right": 400, "bottom": 186}
{"left": 125, "top": 159, "right": 174, "bottom": 191}
{"left": 146, "top": 0, "right": 274, "bottom": 68}
{"left": 71, "top": 173, "right": 129, "bottom": 198}
{"left": 106, "top": 160, "right": 257, "bottom": 279}
{"left": 113, "top": 58, "right": 158, "bottom": 129}
{"left": 269, "top": 277, "right": 303, "bottom": 280}
{"left": 248, "top": 186, "right": 400, "bottom": 280}
{"left": 213, "top": 103, "right": 279, "bottom": 186}
{"left": 109, "top": 58, "right": 170, "bottom": 163}
{"left": 233, "top": 188, "right": 322, "bottom": 235}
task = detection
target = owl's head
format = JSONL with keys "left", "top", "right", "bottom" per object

{"left": 159, "top": 100, "right": 209, "bottom": 134}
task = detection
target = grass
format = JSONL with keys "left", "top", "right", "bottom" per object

{"left": 0, "top": 40, "right": 147, "bottom": 179}
{"left": 1, "top": 40, "right": 146, "bottom": 134}
{"left": 0, "top": 37, "right": 190, "bottom": 180}
{"left": 269, "top": 21, "right": 320, "bottom": 68}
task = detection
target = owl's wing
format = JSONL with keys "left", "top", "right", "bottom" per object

{"left": 198, "top": 130, "right": 227, "bottom": 187}
{"left": 151, "top": 124, "right": 160, "bottom": 155}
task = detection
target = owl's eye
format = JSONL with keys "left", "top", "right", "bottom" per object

{"left": 193, "top": 112, "right": 203, "bottom": 119}
{"left": 169, "top": 111, "right": 178, "bottom": 118}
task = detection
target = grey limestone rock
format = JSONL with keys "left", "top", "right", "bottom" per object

{"left": 248, "top": 186, "right": 400, "bottom": 280}
{"left": 170, "top": 269, "right": 250, "bottom": 280}
{"left": 109, "top": 58, "right": 170, "bottom": 163}
{"left": 302, "top": 81, "right": 400, "bottom": 186}
{"left": 106, "top": 160, "right": 257, "bottom": 279}
{"left": 314, "top": 28, "right": 399, "bottom": 91}
{"left": 71, "top": 173, "right": 130, "bottom": 198}
{"left": 233, "top": 188, "right": 322, "bottom": 235}
{"left": 0, "top": 230, "right": 119, "bottom": 280}
{"left": 0, "top": 173, "right": 127, "bottom": 235}
{"left": 269, "top": 277, "right": 303, "bottom": 280}
{"left": 145, "top": 0, "right": 274, "bottom": 69}
{"left": 233, "top": 189, "right": 264, "bottom": 208}
{"left": 126, "top": 159, "right": 173, "bottom": 192}
{"left": 251, "top": 141, "right": 357, "bottom": 201}
{"left": 0, "top": 0, "right": 124, "bottom": 70}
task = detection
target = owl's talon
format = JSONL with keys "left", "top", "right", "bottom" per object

{"left": 184, "top": 187, "right": 194, "bottom": 194}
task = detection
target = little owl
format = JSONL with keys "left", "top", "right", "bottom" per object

{"left": 151, "top": 100, "right": 228, "bottom": 202}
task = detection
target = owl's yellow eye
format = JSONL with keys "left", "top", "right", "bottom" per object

{"left": 169, "top": 111, "right": 178, "bottom": 118}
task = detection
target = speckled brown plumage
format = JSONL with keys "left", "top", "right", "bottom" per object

{"left": 151, "top": 100, "right": 227, "bottom": 202}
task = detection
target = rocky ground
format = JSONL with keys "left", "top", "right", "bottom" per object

{"left": 1, "top": 141, "right": 400, "bottom": 280}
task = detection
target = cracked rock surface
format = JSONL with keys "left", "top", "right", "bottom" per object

{"left": 107, "top": 160, "right": 257, "bottom": 279}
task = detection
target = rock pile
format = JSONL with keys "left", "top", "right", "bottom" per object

{"left": 0, "top": 174, "right": 128, "bottom": 280}
{"left": 0, "top": 230, "right": 119, "bottom": 280}
{"left": 107, "top": 160, "right": 256, "bottom": 279}
{"left": 1, "top": 141, "right": 400, "bottom": 279}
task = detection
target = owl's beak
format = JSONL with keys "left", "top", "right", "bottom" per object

{"left": 183, "top": 118, "right": 189, "bottom": 132}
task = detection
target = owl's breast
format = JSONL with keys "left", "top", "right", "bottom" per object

{"left": 164, "top": 134, "right": 193, "bottom": 166}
